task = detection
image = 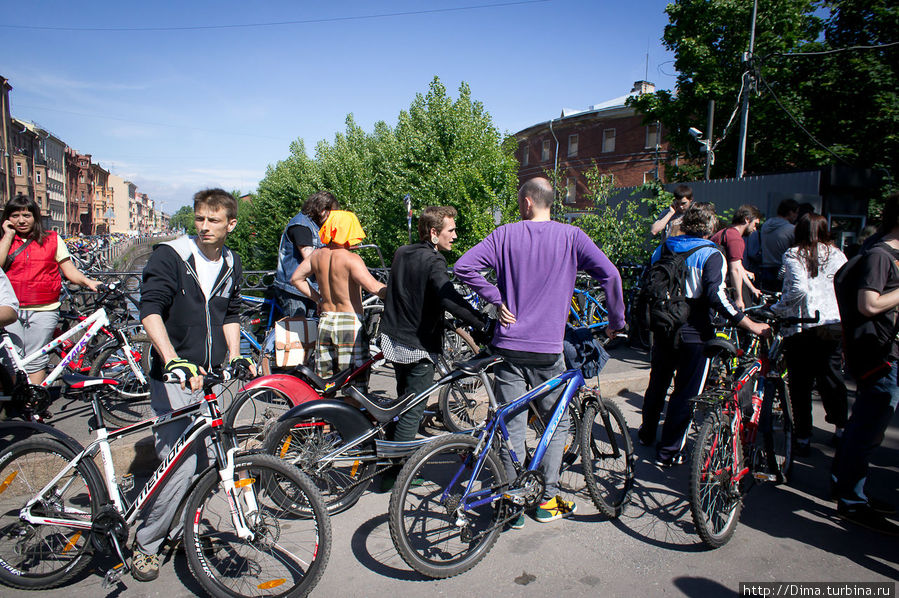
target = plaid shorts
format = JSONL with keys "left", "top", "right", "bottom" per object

{"left": 316, "top": 312, "right": 367, "bottom": 378}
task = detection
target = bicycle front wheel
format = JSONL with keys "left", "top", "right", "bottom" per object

{"left": 0, "top": 437, "right": 104, "bottom": 590}
{"left": 388, "top": 434, "right": 506, "bottom": 579}
{"left": 689, "top": 410, "right": 743, "bottom": 548}
{"left": 580, "top": 397, "right": 635, "bottom": 518}
{"left": 183, "top": 453, "right": 331, "bottom": 598}
{"left": 223, "top": 387, "right": 297, "bottom": 452}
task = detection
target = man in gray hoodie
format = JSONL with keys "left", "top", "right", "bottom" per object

{"left": 759, "top": 198, "right": 800, "bottom": 292}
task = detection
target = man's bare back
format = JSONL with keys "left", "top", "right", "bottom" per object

{"left": 305, "top": 245, "right": 386, "bottom": 313}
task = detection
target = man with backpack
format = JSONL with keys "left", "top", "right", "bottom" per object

{"left": 831, "top": 193, "right": 899, "bottom": 535}
{"left": 638, "top": 202, "right": 770, "bottom": 466}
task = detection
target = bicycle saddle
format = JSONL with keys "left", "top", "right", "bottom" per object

{"left": 702, "top": 338, "right": 738, "bottom": 359}
{"left": 456, "top": 354, "right": 504, "bottom": 375}
{"left": 61, "top": 373, "right": 120, "bottom": 389}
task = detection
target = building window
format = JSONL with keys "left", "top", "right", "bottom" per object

{"left": 541, "top": 140, "right": 551, "bottom": 162}
{"left": 646, "top": 123, "right": 661, "bottom": 149}
{"left": 643, "top": 170, "right": 658, "bottom": 184}
{"left": 15, "top": 163, "right": 22, "bottom": 176}
{"left": 79, "top": 174, "right": 84, "bottom": 183}
{"left": 564, "top": 177, "right": 577, "bottom": 204}
{"left": 521, "top": 144, "right": 528, "bottom": 166}
{"left": 568, "top": 134, "right": 578, "bottom": 157}
{"left": 36, "top": 172, "right": 41, "bottom": 183}
{"left": 603, "top": 129, "right": 616, "bottom": 153}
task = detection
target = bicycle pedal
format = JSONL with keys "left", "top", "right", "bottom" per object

{"left": 502, "top": 492, "right": 526, "bottom": 506}
{"left": 119, "top": 474, "right": 134, "bottom": 492}
{"left": 753, "top": 472, "right": 777, "bottom": 482}
{"left": 102, "top": 562, "right": 127, "bottom": 589}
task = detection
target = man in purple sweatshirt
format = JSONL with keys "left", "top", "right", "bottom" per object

{"left": 455, "top": 177, "right": 626, "bottom": 526}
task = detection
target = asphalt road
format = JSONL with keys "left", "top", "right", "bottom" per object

{"left": 3, "top": 357, "right": 897, "bottom": 597}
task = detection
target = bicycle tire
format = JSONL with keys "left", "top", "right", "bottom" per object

{"left": 263, "top": 415, "right": 377, "bottom": 515}
{"left": 763, "top": 377, "right": 794, "bottom": 484}
{"left": 585, "top": 291, "right": 608, "bottom": 327}
{"left": 580, "top": 398, "right": 635, "bottom": 518}
{"left": 88, "top": 333, "right": 152, "bottom": 427}
{"left": 0, "top": 437, "right": 105, "bottom": 590}
{"left": 223, "top": 387, "right": 297, "bottom": 452}
{"left": 689, "top": 410, "right": 743, "bottom": 548}
{"left": 183, "top": 453, "right": 331, "bottom": 598}
{"left": 438, "top": 328, "right": 487, "bottom": 432}
{"left": 388, "top": 434, "right": 506, "bottom": 578}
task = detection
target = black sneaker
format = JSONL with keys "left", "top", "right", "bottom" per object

{"left": 837, "top": 502, "right": 899, "bottom": 536}
{"left": 637, "top": 426, "right": 655, "bottom": 447}
{"left": 654, "top": 453, "right": 684, "bottom": 468}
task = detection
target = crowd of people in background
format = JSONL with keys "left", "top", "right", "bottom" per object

{"left": 643, "top": 185, "right": 899, "bottom": 536}
{"left": 1, "top": 176, "right": 896, "bottom": 585}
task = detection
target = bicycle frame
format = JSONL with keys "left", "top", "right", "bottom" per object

{"left": 0, "top": 308, "right": 143, "bottom": 390}
{"left": 569, "top": 289, "right": 608, "bottom": 330}
{"left": 18, "top": 390, "right": 257, "bottom": 540}
{"left": 456, "top": 368, "right": 586, "bottom": 511}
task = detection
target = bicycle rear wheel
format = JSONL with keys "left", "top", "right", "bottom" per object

{"left": 689, "top": 410, "right": 742, "bottom": 548}
{"left": 763, "top": 378, "right": 794, "bottom": 484}
{"left": 438, "top": 374, "right": 491, "bottom": 433}
{"left": 183, "top": 453, "right": 331, "bottom": 598}
{"left": 0, "top": 437, "right": 103, "bottom": 590}
{"left": 89, "top": 334, "right": 152, "bottom": 427}
{"left": 580, "top": 397, "right": 635, "bottom": 517}
{"left": 388, "top": 434, "right": 505, "bottom": 579}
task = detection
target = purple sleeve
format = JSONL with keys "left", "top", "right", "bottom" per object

{"left": 574, "top": 230, "right": 626, "bottom": 330}
{"left": 453, "top": 233, "right": 504, "bottom": 306}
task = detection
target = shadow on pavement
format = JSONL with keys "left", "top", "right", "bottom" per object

{"left": 349, "top": 512, "right": 431, "bottom": 582}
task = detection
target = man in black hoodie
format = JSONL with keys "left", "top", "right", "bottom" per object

{"left": 132, "top": 189, "right": 248, "bottom": 581}
{"left": 378, "top": 206, "right": 489, "bottom": 489}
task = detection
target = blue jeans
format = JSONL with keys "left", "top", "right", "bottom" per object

{"left": 494, "top": 356, "right": 567, "bottom": 500}
{"left": 831, "top": 362, "right": 899, "bottom": 504}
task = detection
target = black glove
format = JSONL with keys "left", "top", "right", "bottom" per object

{"left": 469, "top": 318, "right": 496, "bottom": 347}
{"left": 229, "top": 355, "right": 255, "bottom": 379}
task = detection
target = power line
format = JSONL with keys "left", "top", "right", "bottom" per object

{"left": 756, "top": 73, "right": 852, "bottom": 166}
{"left": 765, "top": 41, "right": 899, "bottom": 60}
{"left": 0, "top": 0, "right": 550, "bottom": 32}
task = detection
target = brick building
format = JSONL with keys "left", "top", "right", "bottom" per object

{"left": 0, "top": 76, "right": 13, "bottom": 208}
{"left": 513, "top": 81, "right": 670, "bottom": 209}
{"left": 65, "top": 149, "right": 93, "bottom": 235}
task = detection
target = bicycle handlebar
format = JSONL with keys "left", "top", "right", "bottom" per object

{"left": 162, "top": 364, "right": 253, "bottom": 386}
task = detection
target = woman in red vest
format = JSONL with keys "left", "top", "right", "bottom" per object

{"left": 0, "top": 194, "right": 100, "bottom": 384}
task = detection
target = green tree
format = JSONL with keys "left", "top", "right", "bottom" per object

{"left": 237, "top": 77, "right": 520, "bottom": 269}
{"left": 169, "top": 205, "right": 195, "bottom": 234}
{"left": 628, "top": 0, "right": 897, "bottom": 189}
{"left": 569, "top": 167, "right": 669, "bottom": 266}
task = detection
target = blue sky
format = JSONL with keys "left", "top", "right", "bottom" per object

{"left": 0, "top": 0, "right": 678, "bottom": 215}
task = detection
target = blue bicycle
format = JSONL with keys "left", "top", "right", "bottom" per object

{"left": 387, "top": 355, "right": 634, "bottom": 578}
{"left": 569, "top": 286, "right": 609, "bottom": 330}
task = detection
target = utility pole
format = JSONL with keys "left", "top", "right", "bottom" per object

{"left": 705, "top": 99, "right": 715, "bottom": 180}
{"left": 736, "top": 0, "right": 758, "bottom": 179}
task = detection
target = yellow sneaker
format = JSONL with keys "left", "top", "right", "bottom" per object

{"left": 535, "top": 496, "right": 577, "bottom": 523}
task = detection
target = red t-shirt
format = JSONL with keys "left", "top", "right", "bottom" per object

{"left": 711, "top": 227, "right": 745, "bottom": 264}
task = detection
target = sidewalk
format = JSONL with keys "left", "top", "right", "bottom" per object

{"left": 21, "top": 345, "right": 653, "bottom": 474}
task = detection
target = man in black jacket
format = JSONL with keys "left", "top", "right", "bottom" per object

{"left": 132, "top": 189, "right": 249, "bottom": 581}
{"left": 379, "top": 206, "right": 488, "bottom": 489}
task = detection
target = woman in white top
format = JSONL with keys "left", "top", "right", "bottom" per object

{"left": 771, "top": 214, "right": 848, "bottom": 455}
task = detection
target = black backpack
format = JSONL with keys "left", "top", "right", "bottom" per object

{"left": 833, "top": 242, "right": 899, "bottom": 382}
{"left": 636, "top": 243, "right": 708, "bottom": 339}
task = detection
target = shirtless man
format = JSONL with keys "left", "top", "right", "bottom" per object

{"left": 291, "top": 209, "right": 386, "bottom": 377}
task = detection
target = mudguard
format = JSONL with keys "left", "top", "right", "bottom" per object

{"left": 277, "top": 399, "right": 374, "bottom": 443}
{"left": 0, "top": 420, "right": 87, "bottom": 455}
{"left": 239, "top": 374, "right": 321, "bottom": 406}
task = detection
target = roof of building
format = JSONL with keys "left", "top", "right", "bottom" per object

{"left": 515, "top": 81, "right": 656, "bottom": 139}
